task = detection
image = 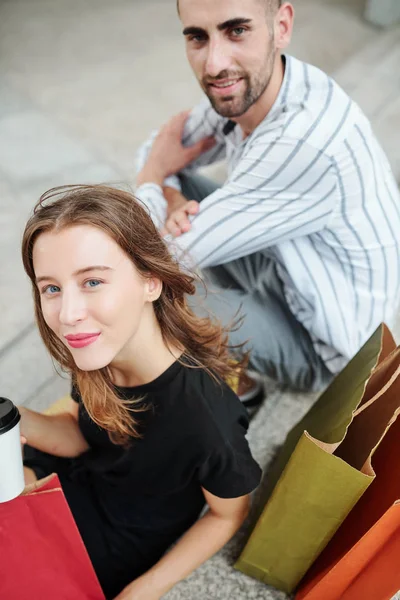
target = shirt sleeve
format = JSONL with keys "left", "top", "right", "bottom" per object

{"left": 178, "top": 98, "right": 227, "bottom": 170}
{"left": 135, "top": 98, "right": 227, "bottom": 178}
{"left": 134, "top": 98, "right": 227, "bottom": 225}
{"left": 198, "top": 415, "right": 262, "bottom": 499}
{"left": 139, "top": 136, "right": 338, "bottom": 269}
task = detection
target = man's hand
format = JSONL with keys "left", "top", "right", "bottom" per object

{"left": 136, "top": 111, "right": 216, "bottom": 187}
{"left": 161, "top": 200, "right": 199, "bottom": 237}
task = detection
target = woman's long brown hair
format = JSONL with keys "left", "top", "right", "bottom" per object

{"left": 22, "top": 185, "right": 246, "bottom": 446}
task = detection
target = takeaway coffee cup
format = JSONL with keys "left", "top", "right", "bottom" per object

{"left": 0, "top": 397, "right": 25, "bottom": 503}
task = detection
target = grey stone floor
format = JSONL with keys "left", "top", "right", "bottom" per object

{"left": 0, "top": 1, "right": 399, "bottom": 598}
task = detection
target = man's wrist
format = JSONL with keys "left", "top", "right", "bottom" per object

{"left": 163, "top": 186, "right": 188, "bottom": 212}
{"left": 136, "top": 164, "right": 165, "bottom": 188}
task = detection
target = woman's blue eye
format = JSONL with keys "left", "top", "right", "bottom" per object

{"left": 85, "top": 279, "right": 101, "bottom": 288}
{"left": 45, "top": 285, "right": 60, "bottom": 294}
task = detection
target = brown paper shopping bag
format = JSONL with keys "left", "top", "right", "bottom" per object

{"left": 236, "top": 324, "right": 400, "bottom": 594}
{"left": 297, "top": 348, "right": 400, "bottom": 600}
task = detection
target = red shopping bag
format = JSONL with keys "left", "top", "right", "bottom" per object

{"left": 0, "top": 474, "right": 105, "bottom": 600}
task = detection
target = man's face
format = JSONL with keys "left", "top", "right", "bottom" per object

{"left": 180, "top": 0, "right": 277, "bottom": 118}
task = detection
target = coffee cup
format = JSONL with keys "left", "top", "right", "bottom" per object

{"left": 0, "top": 398, "right": 25, "bottom": 503}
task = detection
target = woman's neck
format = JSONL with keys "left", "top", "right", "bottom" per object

{"left": 108, "top": 309, "right": 183, "bottom": 388}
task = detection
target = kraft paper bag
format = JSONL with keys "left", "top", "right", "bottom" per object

{"left": 297, "top": 359, "right": 400, "bottom": 600}
{"left": 236, "top": 324, "right": 399, "bottom": 594}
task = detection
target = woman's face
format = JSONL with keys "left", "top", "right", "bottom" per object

{"left": 33, "top": 224, "right": 161, "bottom": 371}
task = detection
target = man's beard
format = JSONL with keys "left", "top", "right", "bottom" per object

{"left": 202, "top": 49, "right": 276, "bottom": 119}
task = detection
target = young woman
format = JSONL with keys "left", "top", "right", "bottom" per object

{"left": 20, "top": 185, "right": 261, "bottom": 600}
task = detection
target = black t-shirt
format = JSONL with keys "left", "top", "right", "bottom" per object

{"left": 71, "top": 360, "right": 261, "bottom": 576}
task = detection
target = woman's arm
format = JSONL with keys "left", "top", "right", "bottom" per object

{"left": 19, "top": 400, "right": 90, "bottom": 458}
{"left": 114, "top": 489, "right": 250, "bottom": 600}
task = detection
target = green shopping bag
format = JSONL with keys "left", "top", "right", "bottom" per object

{"left": 236, "top": 324, "right": 397, "bottom": 593}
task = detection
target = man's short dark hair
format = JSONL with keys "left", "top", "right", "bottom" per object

{"left": 177, "top": 0, "right": 283, "bottom": 15}
{"left": 266, "top": 0, "right": 283, "bottom": 11}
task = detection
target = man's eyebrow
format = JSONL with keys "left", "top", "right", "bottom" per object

{"left": 217, "top": 18, "right": 253, "bottom": 31}
{"left": 182, "top": 26, "right": 206, "bottom": 37}
{"left": 35, "top": 265, "right": 113, "bottom": 284}
{"left": 183, "top": 18, "right": 252, "bottom": 37}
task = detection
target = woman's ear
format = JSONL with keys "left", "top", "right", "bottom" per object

{"left": 146, "top": 276, "right": 163, "bottom": 302}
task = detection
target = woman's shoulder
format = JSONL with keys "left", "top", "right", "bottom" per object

{"left": 184, "top": 369, "right": 262, "bottom": 498}
{"left": 178, "top": 365, "right": 250, "bottom": 441}
{"left": 69, "top": 364, "right": 249, "bottom": 445}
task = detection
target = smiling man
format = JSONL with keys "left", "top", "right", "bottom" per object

{"left": 135, "top": 0, "right": 400, "bottom": 399}
{"left": 182, "top": 4, "right": 278, "bottom": 121}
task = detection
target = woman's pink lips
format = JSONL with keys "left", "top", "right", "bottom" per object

{"left": 65, "top": 333, "right": 100, "bottom": 349}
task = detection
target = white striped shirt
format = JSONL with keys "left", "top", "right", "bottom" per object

{"left": 135, "top": 55, "right": 400, "bottom": 373}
